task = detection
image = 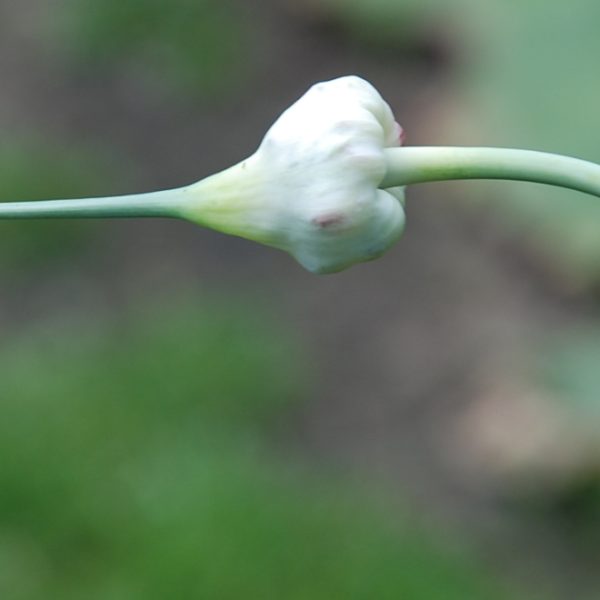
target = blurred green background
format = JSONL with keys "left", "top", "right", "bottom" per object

{"left": 1, "top": 0, "right": 600, "bottom": 598}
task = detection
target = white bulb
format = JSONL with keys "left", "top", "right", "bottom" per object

{"left": 184, "top": 75, "right": 406, "bottom": 273}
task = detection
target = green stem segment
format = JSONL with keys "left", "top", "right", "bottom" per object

{"left": 0, "top": 187, "right": 189, "bottom": 219}
{"left": 382, "top": 147, "right": 600, "bottom": 198}
{"left": 0, "top": 147, "right": 599, "bottom": 221}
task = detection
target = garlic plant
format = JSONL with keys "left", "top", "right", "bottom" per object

{"left": 1, "top": 76, "right": 599, "bottom": 273}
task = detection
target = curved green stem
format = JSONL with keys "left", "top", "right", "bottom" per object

{"left": 0, "top": 147, "right": 599, "bottom": 222}
{"left": 382, "top": 147, "right": 600, "bottom": 198}
{"left": 0, "top": 187, "right": 190, "bottom": 219}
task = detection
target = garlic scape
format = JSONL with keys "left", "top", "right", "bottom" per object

{"left": 180, "top": 76, "right": 406, "bottom": 273}
{"left": 1, "top": 75, "right": 600, "bottom": 273}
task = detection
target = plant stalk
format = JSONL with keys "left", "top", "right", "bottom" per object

{"left": 0, "top": 147, "right": 599, "bottom": 222}
{"left": 382, "top": 147, "right": 600, "bottom": 198}
{"left": 0, "top": 187, "right": 190, "bottom": 219}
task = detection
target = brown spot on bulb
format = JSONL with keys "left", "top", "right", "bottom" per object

{"left": 312, "top": 212, "right": 346, "bottom": 229}
{"left": 398, "top": 126, "right": 406, "bottom": 146}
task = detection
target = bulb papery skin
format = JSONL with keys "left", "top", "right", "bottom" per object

{"left": 182, "top": 75, "right": 406, "bottom": 273}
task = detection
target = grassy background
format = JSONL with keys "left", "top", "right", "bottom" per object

{"left": 0, "top": 300, "right": 519, "bottom": 599}
{"left": 1, "top": 0, "right": 600, "bottom": 597}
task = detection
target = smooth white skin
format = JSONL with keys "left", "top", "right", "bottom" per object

{"left": 185, "top": 76, "right": 406, "bottom": 273}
